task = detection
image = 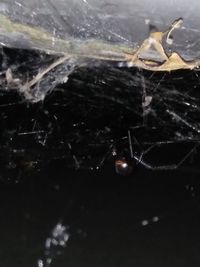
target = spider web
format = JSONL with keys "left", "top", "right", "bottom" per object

{"left": 1, "top": 1, "right": 200, "bottom": 183}
{"left": 1, "top": 47, "right": 200, "bottom": 183}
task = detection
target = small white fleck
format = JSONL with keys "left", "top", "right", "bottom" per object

{"left": 15, "top": 1, "right": 23, "bottom": 7}
{"left": 166, "top": 37, "right": 173, "bottom": 45}
{"left": 141, "top": 220, "right": 149, "bottom": 226}
{"left": 142, "top": 96, "right": 152, "bottom": 107}
{"left": 121, "top": 162, "right": 128, "bottom": 169}
{"left": 118, "top": 62, "right": 125, "bottom": 68}
{"left": 112, "top": 149, "right": 117, "bottom": 156}
{"left": 59, "top": 240, "right": 66, "bottom": 246}
{"left": 127, "top": 61, "right": 134, "bottom": 68}
{"left": 37, "top": 259, "right": 43, "bottom": 267}
{"left": 64, "top": 233, "right": 70, "bottom": 242}
{"left": 45, "top": 238, "right": 51, "bottom": 249}
{"left": 62, "top": 76, "right": 69, "bottom": 83}
{"left": 46, "top": 258, "right": 52, "bottom": 264}
{"left": 52, "top": 238, "right": 58, "bottom": 246}
{"left": 152, "top": 216, "right": 159, "bottom": 223}
{"left": 148, "top": 37, "right": 154, "bottom": 45}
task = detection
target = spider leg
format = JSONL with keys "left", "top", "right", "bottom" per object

{"left": 95, "top": 143, "right": 116, "bottom": 169}
{"left": 67, "top": 143, "right": 80, "bottom": 169}
{"left": 133, "top": 143, "right": 200, "bottom": 171}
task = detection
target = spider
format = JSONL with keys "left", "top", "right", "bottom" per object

{"left": 97, "top": 130, "right": 200, "bottom": 176}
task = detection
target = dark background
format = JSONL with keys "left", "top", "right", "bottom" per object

{"left": 1, "top": 163, "right": 200, "bottom": 267}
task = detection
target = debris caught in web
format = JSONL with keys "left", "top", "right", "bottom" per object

{"left": 1, "top": 58, "right": 200, "bottom": 182}
{"left": 1, "top": 1, "right": 200, "bottom": 182}
{"left": 1, "top": 2, "right": 200, "bottom": 101}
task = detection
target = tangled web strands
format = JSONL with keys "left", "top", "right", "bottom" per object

{"left": 1, "top": 1, "right": 200, "bottom": 101}
{"left": 1, "top": 1, "right": 200, "bottom": 178}
{"left": 1, "top": 49, "right": 200, "bottom": 179}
